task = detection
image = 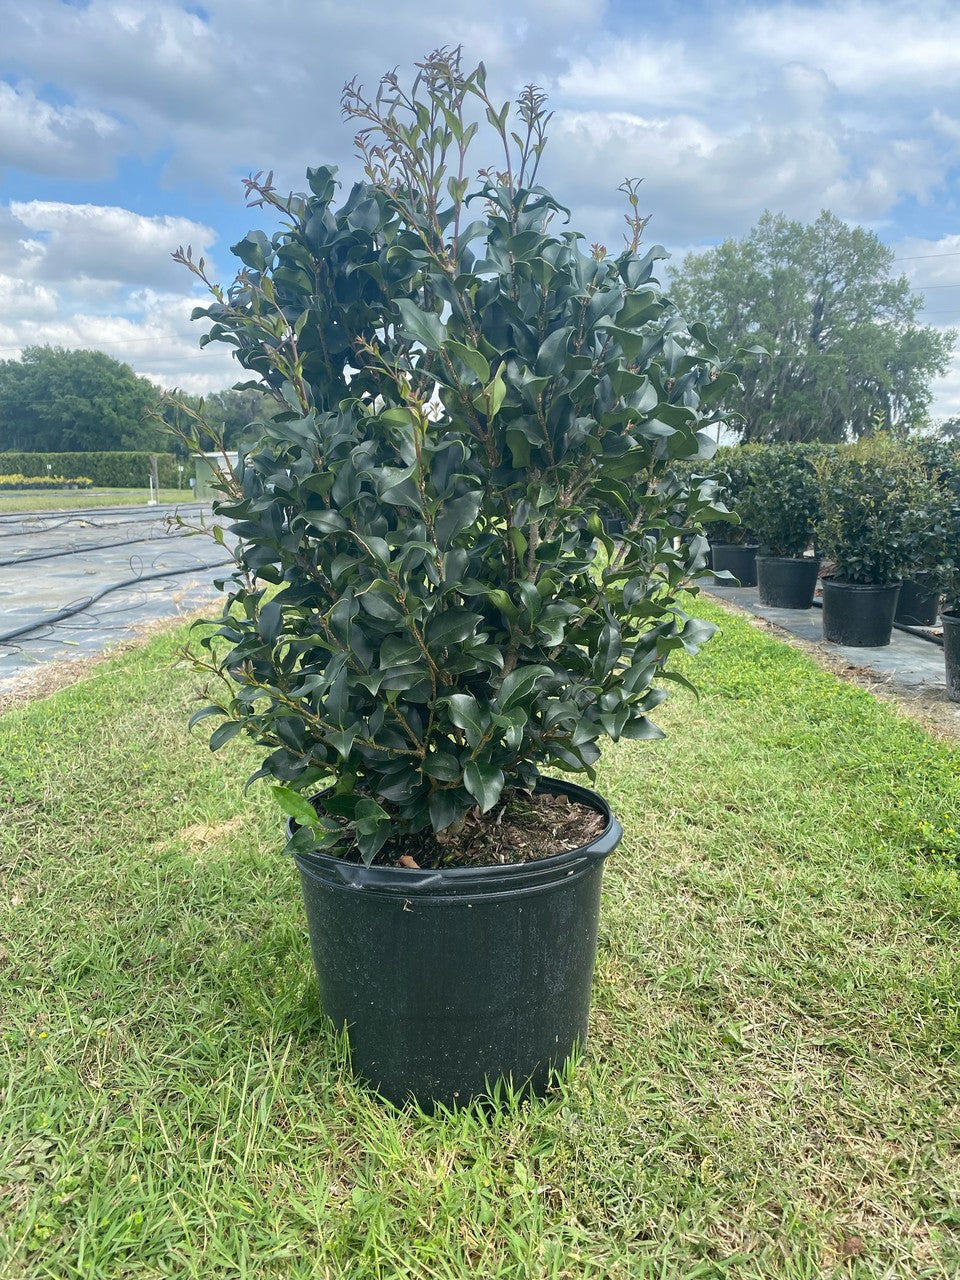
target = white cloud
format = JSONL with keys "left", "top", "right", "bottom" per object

{"left": 0, "top": 81, "right": 122, "bottom": 178}
{"left": 0, "top": 273, "right": 59, "bottom": 323}
{"left": 0, "top": 0, "right": 603, "bottom": 192}
{"left": 548, "top": 108, "right": 889, "bottom": 245}
{"left": 890, "top": 235, "right": 960, "bottom": 338}
{"left": 737, "top": 1, "right": 960, "bottom": 97}
{"left": 557, "top": 40, "right": 711, "bottom": 110}
{"left": 0, "top": 0, "right": 958, "bottom": 415}
{"left": 0, "top": 289, "right": 241, "bottom": 396}
{"left": 0, "top": 199, "right": 233, "bottom": 393}
{"left": 928, "top": 337, "right": 960, "bottom": 424}
{"left": 9, "top": 201, "right": 217, "bottom": 290}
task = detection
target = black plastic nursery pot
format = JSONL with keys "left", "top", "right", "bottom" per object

{"left": 602, "top": 514, "right": 627, "bottom": 538}
{"left": 821, "top": 578, "right": 901, "bottom": 647}
{"left": 710, "top": 543, "right": 759, "bottom": 587}
{"left": 756, "top": 556, "right": 821, "bottom": 609}
{"left": 943, "top": 613, "right": 960, "bottom": 703}
{"left": 894, "top": 577, "right": 941, "bottom": 627}
{"left": 291, "top": 776, "right": 623, "bottom": 1109}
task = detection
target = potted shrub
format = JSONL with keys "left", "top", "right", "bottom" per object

{"left": 938, "top": 511, "right": 960, "bottom": 701}
{"left": 741, "top": 443, "right": 822, "bottom": 608}
{"left": 895, "top": 437, "right": 956, "bottom": 626}
{"left": 814, "top": 440, "right": 929, "bottom": 646}
{"left": 895, "top": 484, "right": 947, "bottom": 627}
{"left": 929, "top": 445, "right": 960, "bottom": 698}
{"left": 172, "top": 50, "right": 731, "bottom": 1108}
{"left": 703, "top": 445, "right": 761, "bottom": 586}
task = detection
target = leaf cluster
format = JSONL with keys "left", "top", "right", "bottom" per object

{"left": 738, "top": 443, "right": 822, "bottom": 558}
{"left": 0, "top": 346, "right": 165, "bottom": 453}
{"left": 913, "top": 436, "right": 960, "bottom": 609}
{"left": 700, "top": 444, "right": 764, "bottom": 547}
{"left": 814, "top": 440, "right": 931, "bottom": 585}
{"left": 176, "top": 50, "right": 734, "bottom": 863}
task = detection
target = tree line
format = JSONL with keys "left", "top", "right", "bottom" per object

{"left": 0, "top": 345, "right": 275, "bottom": 455}
{"left": 0, "top": 210, "right": 955, "bottom": 453}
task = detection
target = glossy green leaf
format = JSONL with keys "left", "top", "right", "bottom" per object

{"left": 426, "top": 609, "right": 484, "bottom": 648}
{"left": 272, "top": 785, "right": 322, "bottom": 829}
{"left": 464, "top": 761, "right": 505, "bottom": 813}
{"left": 435, "top": 491, "right": 482, "bottom": 547}
{"left": 429, "top": 788, "right": 463, "bottom": 831}
{"left": 535, "top": 326, "right": 574, "bottom": 376}
{"left": 445, "top": 693, "right": 484, "bottom": 746}
{"left": 497, "top": 664, "right": 551, "bottom": 711}
{"left": 394, "top": 298, "right": 445, "bottom": 351}
{"left": 209, "top": 721, "right": 244, "bottom": 751}
{"left": 444, "top": 339, "right": 489, "bottom": 383}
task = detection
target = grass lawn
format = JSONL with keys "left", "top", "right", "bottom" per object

{"left": 2, "top": 598, "right": 959, "bottom": 1278}
{"left": 0, "top": 489, "right": 192, "bottom": 514}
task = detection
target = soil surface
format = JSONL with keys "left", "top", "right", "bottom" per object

{"left": 360, "top": 788, "right": 607, "bottom": 870}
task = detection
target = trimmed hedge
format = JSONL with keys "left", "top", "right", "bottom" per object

{"left": 0, "top": 474, "right": 93, "bottom": 490}
{"left": 0, "top": 451, "right": 180, "bottom": 488}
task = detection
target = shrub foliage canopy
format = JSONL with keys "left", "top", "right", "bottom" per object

{"left": 179, "top": 50, "right": 733, "bottom": 862}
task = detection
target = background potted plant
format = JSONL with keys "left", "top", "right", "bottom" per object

{"left": 937, "top": 515, "right": 960, "bottom": 701}
{"left": 895, "top": 485, "right": 947, "bottom": 627}
{"left": 895, "top": 436, "right": 956, "bottom": 626}
{"left": 814, "top": 439, "right": 928, "bottom": 647}
{"left": 928, "top": 442, "right": 960, "bottom": 699}
{"left": 703, "top": 445, "right": 761, "bottom": 586}
{"left": 172, "top": 50, "right": 732, "bottom": 1108}
{"left": 741, "top": 443, "right": 822, "bottom": 608}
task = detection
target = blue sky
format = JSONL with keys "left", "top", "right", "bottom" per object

{"left": 1, "top": 0, "right": 959, "bottom": 418}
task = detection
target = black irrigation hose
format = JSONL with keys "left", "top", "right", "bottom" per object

{"left": 0, "top": 533, "right": 167, "bottom": 567}
{"left": 0, "top": 509, "right": 207, "bottom": 541}
{"left": 0, "top": 502, "right": 208, "bottom": 535}
{"left": 0, "top": 558, "right": 235, "bottom": 647}
{"left": 0, "top": 529, "right": 210, "bottom": 567}
{"left": 0, "top": 516, "right": 110, "bottom": 539}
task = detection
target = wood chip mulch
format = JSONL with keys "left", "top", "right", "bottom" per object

{"left": 375, "top": 789, "right": 606, "bottom": 870}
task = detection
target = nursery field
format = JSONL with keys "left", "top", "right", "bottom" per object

{"left": 0, "top": 490, "right": 186, "bottom": 514}
{"left": 1, "top": 598, "right": 959, "bottom": 1279}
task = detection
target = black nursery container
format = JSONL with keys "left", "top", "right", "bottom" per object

{"left": 821, "top": 579, "right": 901, "bottom": 647}
{"left": 756, "top": 556, "right": 821, "bottom": 609}
{"left": 291, "top": 777, "right": 622, "bottom": 1109}
{"left": 711, "top": 543, "right": 759, "bottom": 587}
{"left": 895, "top": 578, "right": 941, "bottom": 627}
{"left": 943, "top": 613, "right": 960, "bottom": 703}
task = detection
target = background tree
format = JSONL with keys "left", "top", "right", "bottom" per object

{"left": 156, "top": 384, "right": 280, "bottom": 455}
{"left": 157, "top": 386, "right": 278, "bottom": 453}
{"left": 669, "top": 211, "right": 955, "bottom": 443}
{"left": 0, "top": 346, "right": 165, "bottom": 452}
{"left": 203, "top": 387, "right": 278, "bottom": 447}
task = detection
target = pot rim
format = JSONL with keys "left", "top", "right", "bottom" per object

{"left": 289, "top": 774, "right": 623, "bottom": 893}
{"left": 821, "top": 576, "right": 902, "bottom": 590}
{"left": 755, "top": 553, "right": 821, "bottom": 564}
